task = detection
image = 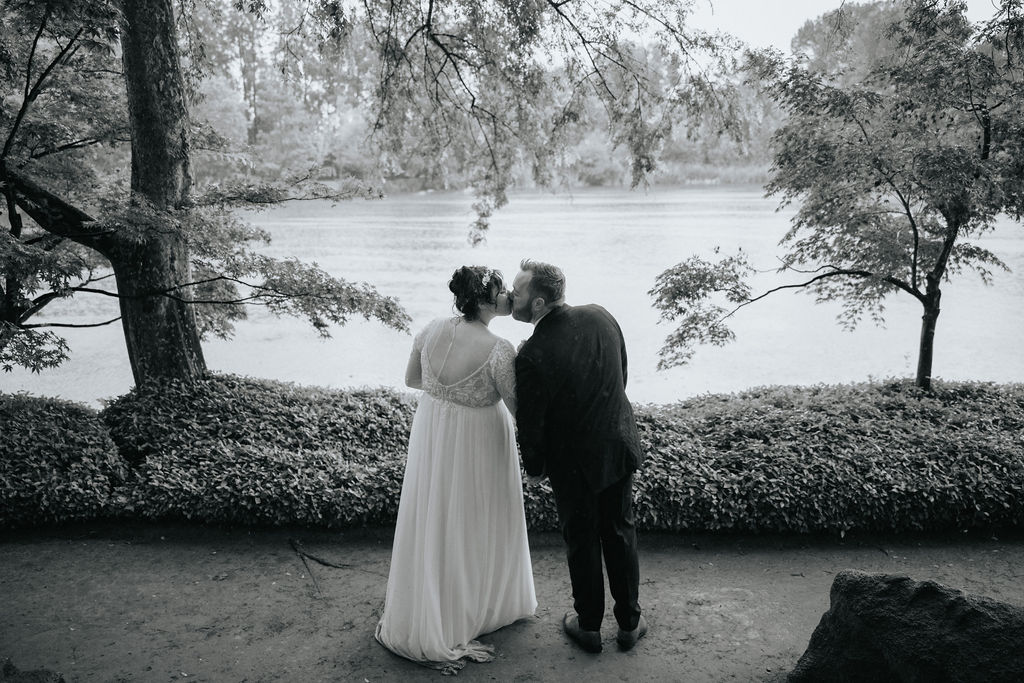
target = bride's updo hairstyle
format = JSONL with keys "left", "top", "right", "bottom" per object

{"left": 449, "top": 266, "right": 504, "bottom": 321}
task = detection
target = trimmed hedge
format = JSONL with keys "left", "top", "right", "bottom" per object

{"left": 99, "top": 375, "right": 414, "bottom": 526}
{"left": 3, "top": 375, "right": 1023, "bottom": 533}
{"left": 123, "top": 444, "right": 404, "bottom": 527}
{"left": 633, "top": 381, "right": 1024, "bottom": 533}
{"left": 101, "top": 374, "right": 415, "bottom": 466}
{"left": 1, "top": 393, "right": 129, "bottom": 527}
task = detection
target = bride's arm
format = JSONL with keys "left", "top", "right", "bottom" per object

{"left": 405, "top": 322, "right": 430, "bottom": 389}
{"left": 492, "top": 340, "right": 517, "bottom": 415}
{"left": 405, "top": 346, "right": 423, "bottom": 389}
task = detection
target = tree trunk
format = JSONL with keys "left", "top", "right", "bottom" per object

{"left": 2, "top": 188, "right": 26, "bottom": 326}
{"left": 118, "top": 0, "right": 206, "bottom": 386}
{"left": 915, "top": 293, "right": 941, "bottom": 391}
{"left": 238, "top": 17, "right": 261, "bottom": 146}
{"left": 110, "top": 237, "right": 206, "bottom": 385}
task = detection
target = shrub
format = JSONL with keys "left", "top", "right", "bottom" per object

{"left": 12, "top": 375, "right": 1024, "bottom": 534}
{"left": 1, "top": 393, "right": 129, "bottom": 528}
{"left": 101, "top": 374, "right": 416, "bottom": 466}
{"left": 123, "top": 444, "right": 404, "bottom": 527}
{"left": 631, "top": 380, "right": 1024, "bottom": 534}
{"left": 100, "top": 375, "right": 414, "bottom": 526}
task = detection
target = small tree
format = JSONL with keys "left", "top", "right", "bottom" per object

{"left": 650, "top": 0, "right": 1024, "bottom": 390}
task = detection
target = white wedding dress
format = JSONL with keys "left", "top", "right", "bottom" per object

{"left": 375, "top": 317, "right": 537, "bottom": 665}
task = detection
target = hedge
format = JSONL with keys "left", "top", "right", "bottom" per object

{"left": 122, "top": 444, "right": 405, "bottom": 527}
{"left": 632, "top": 381, "right": 1024, "bottom": 533}
{"left": 3, "top": 374, "right": 1023, "bottom": 533}
{"left": 1, "top": 393, "right": 129, "bottom": 527}
{"left": 101, "top": 374, "right": 415, "bottom": 466}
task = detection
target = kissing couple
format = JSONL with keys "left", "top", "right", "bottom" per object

{"left": 375, "top": 259, "right": 647, "bottom": 670}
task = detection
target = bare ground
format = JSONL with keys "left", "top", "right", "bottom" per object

{"left": 3, "top": 523, "right": 1024, "bottom": 682}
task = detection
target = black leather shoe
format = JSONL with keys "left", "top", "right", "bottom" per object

{"left": 616, "top": 614, "right": 648, "bottom": 650}
{"left": 563, "top": 611, "right": 602, "bottom": 653}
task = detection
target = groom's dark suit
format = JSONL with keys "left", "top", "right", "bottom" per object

{"left": 515, "top": 303, "right": 643, "bottom": 633}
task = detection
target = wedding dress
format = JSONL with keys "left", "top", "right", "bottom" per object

{"left": 375, "top": 317, "right": 537, "bottom": 665}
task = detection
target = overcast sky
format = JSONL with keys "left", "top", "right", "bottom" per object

{"left": 687, "top": 0, "right": 1006, "bottom": 51}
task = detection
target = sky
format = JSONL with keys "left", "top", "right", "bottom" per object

{"left": 686, "top": 0, "right": 1006, "bottom": 51}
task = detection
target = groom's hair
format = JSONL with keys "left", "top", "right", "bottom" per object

{"left": 520, "top": 259, "right": 565, "bottom": 304}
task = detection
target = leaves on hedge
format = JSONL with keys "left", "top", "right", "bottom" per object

{"left": 4, "top": 375, "right": 1023, "bottom": 533}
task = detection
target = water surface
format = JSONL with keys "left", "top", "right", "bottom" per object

{"left": 5, "top": 186, "right": 1022, "bottom": 406}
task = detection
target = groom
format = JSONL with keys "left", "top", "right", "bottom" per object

{"left": 510, "top": 259, "right": 646, "bottom": 654}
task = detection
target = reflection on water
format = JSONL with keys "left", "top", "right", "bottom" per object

{"left": 4, "top": 186, "right": 1023, "bottom": 406}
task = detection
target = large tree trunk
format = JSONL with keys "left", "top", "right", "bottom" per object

{"left": 915, "top": 293, "right": 941, "bottom": 391}
{"left": 117, "top": 0, "right": 206, "bottom": 386}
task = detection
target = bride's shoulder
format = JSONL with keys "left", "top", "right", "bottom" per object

{"left": 488, "top": 334, "right": 516, "bottom": 356}
{"left": 421, "top": 316, "right": 457, "bottom": 331}
{"left": 414, "top": 317, "right": 449, "bottom": 344}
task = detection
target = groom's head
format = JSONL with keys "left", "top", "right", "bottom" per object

{"left": 512, "top": 259, "right": 565, "bottom": 324}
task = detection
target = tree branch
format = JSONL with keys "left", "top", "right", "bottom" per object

{"left": 21, "top": 317, "right": 122, "bottom": 329}
{"left": 1, "top": 167, "right": 113, "bottom": 252}
{"left": 724, "top": 266, "right": 925, "bottom": 322}
{"left": 2, "top": 18, "right": 84, "bottom": 160}
{"left": 546, "top": 0, "right": 618, "bottom": 100}
{"left": 30, "top": 134, "right": 130, "bottom": 160}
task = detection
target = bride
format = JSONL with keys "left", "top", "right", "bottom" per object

{"left": 375, "top": 265, "right": 537, "bottom": 667}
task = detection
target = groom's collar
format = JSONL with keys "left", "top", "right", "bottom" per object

{"left": 534, "top": 302, "right": 567, "bottom": 327}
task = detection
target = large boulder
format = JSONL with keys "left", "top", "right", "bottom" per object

{"left": 789, "top": 569, "right": 1024, "bottom": 682}
{"left": 0, "top": 659, "right": 64, "bottom": 683}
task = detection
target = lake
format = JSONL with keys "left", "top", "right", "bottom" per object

{"left": 4, "top": 186, "right": 1023, "bottom": 406}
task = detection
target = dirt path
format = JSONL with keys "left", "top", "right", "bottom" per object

{"left": 3, "top": 523, "right": 1024, "bottom": 682}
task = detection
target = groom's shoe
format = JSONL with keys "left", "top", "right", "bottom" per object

{"left": 616, "top": 615, "right": 648, "bottom": 651}
{"left": 562, "top": 611, "right": 602, "bottom": 653}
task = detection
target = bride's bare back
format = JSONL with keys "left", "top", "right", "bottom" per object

{"left": 426, "top": 317, "right": 501, "bottom": 386}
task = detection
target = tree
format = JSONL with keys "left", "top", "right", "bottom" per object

{"left": 1, "top": 0, "right": 408, "bottom": 381}
{"left": 353, "top": 0, "right": 741, "bottom": 240}
{"left": 650, "top": 0, "right": 1024, "bottom": 390}
{"left": 790, "top": 0, "right": 905, "bottom": 86}
{"left": 1, "top": 0, "right": 127, "bottom": 372}
{"left": 4, "top": 0, "right": 737, "bottom": 383}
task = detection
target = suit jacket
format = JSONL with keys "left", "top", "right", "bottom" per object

{"left": 515, "top": 303, "right": 643, "bottom": 492}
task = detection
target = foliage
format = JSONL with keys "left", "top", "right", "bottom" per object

{"left": 81, "top": 375, "right": 1024, "bottom": 533}
{"left": 362, "top": 0, "right": 745, "bottom": 240}
{"left": 0, "top": 0, "right": 127, "bottom": 372}
{"left": 1, "top": 0, "right": 409, "bottom": 376}
{"left": 100, "top": 375, "right": 414, "bottom": 525}
{"left": 100, "top": 374, "right": 416, "bottom": 465}
{"left": 123, "top": 444, "right": 405, "bottom": 527}
{"left": 184, "top": 0, "right": 745, "bottom": 240}
{"left": 88, "top": 187, "right": 409, "bottom": 341}
{"left": 790, "top": 1, "right": 905, "bottom": 86}
{"left": 632, "top": 380, "right": 1024, "bottom": 533}
{"left": 651, "top": 0, "right": 1024, "bottom": 389}
{"left": 0, "top": 392, "right": 128, "bottom": 528}
{"left": 649, "top": 248, "right": 755, "bottom": 368}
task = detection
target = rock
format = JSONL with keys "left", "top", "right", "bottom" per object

{"left": 0, "top": 659, "right": 65, "bottom": 683}
{"left": 789, "top": 569, "right": 1024, "bottom": 683}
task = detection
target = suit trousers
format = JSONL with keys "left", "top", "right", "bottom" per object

{"left": 549, "top": 468, "right": 642, "bottom": 632}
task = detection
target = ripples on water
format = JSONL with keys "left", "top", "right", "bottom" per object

{"left": 5, "top": 186, "right": 1023, "bottom": 406}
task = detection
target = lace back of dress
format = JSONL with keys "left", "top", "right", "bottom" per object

{"left": 425, "top": 319, "right": 459, "bottom": 383}
{"left": 420, "top": 318, "right": 505, "bottom": 408}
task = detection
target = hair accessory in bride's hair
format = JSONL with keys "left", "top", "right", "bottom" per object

{"left": 481, "top": 271, "right": 492, "bottom": 291}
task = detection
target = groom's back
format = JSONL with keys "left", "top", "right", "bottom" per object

{"left": 528, "top": 304, "right": 642, "bottom": 489}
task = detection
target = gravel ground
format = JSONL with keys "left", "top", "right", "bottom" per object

{"left": 3, "top": 523, "right": 1024, "bottom": 682}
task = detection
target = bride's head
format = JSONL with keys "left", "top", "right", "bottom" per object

{"left": 449, "top": 266, "right": 511, "bottom": 321}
